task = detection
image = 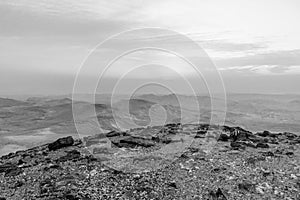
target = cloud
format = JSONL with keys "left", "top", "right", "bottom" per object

{"left": 215, "top": 49, "right": 300, "bottom": 72}
{"left": 219, "top": 65, "right": 300, "bottom": 75}
{"left": 0, "top": 0, "right": 300, "bottom": 94}
{"left": 200, "top": 40, "right": 267, "bottom": 53}
{"left": 0, "top": 3, "right": 135, "bottom": 38}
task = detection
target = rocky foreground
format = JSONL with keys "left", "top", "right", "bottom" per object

{"left": 0, "top": 124, "right": 299, "bottom": 199}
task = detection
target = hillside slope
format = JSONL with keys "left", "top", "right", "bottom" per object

{"left": 0, "top": 124, "right": 299, "bottom": 199}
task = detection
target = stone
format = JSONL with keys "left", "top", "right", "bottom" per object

{"left": 106, "top": 131, "right": 128, "bottom": 137}
{"left": 111, "top": 137, "right": 155, "bottom": 148}
{"left": 168, "top": 181, "right": 177, "bottom": 188}
{"left": 195, "top": 134, "right": 206, "bottom": 139}
{"left": 230, "top": 142, "right": 245, "bottom": 150}
{"left": 159, "top": 136, "right": 173, "bottom": 144}
{"left": 0, "top": 163, "right": 23, "bottom": 177}
{"left": 262, "top": 151, "right": 274, "bottom": 157}
{"left": 256, "top": 143, "right": 269, "bottom": 148}
{"left": 197, "top": 130, "right": 207, "bottom": 135}
{"left": 257, "top": 131, "right": 271, "bottom": 137}
{"left": 286, "top": 152, "right": 294, "bottom": 156}
{"left": 209, "top": 188, "right": 227, "bottom": 200}
{"left": 238, "top": 182, "right": 255, "bottom": 192}
{"left": 64, "top": 193, "right": 80, "bottom": 200}
{"left": 218, "top": 133, "right": 230, "bottom": 142}
{"left": 57, "top": 150, "right": 81, "bottom": 162}
{"left": 48, "top": 136, "right": 74, "bottom": 151}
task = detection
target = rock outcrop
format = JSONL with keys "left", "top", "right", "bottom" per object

{"left": 48, "top": 136, "right": 74, "bottom": 151}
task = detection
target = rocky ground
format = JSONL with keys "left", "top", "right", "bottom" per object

{"left": 0, "top": 123, "right": 299, "bottom": 200}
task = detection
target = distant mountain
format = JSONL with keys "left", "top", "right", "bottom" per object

{"left": 0, "top": 98, "right": 29, "bottom": 108}
{"left": 27, "top": 97, "right": 72, "bottom": 106}
{"left": 1, "top": 93, "right": 300, "bottom": 157}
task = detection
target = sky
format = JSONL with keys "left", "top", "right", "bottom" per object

{"left": 0, "top": 0, "right": 300, "bottom": 95}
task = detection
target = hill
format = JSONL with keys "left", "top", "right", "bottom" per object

{"left": 0, "top": 124, "right": 299, "bottom": 199}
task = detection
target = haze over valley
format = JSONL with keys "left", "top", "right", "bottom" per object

{"left": 1, "top": 93, "right": 299, "bottom": 156}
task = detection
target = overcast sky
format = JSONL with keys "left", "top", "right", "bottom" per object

{"left": 0, "top": 0, "right": 300, "bottom": 95}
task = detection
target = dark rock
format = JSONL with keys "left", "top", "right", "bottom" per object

{"left": 286, "top": 152, "right": 294, "bottom": 156}
{"left": 111, "top": 137, "right": 155, "bottom": 148}
{"left": 261, "top": 151, "right": 274, "bottom": 157}
{"left": 212, "top": 167, "right": 227, "bottom": 173}
{"left": 47, "top": 163, "right": 61, "bottom": 170}
{"left": 198, "top": 124, "right": 210, "bottom": 130}
{"left": 180, "top": 153, "right": 189, "bottom": 159}
{"left": 238, "top": 182, "right": 255, "bottom": 192}
{"left": 5, "top": 166, "right": 22, "bottom": 177}
{"left": 159, "top": 136, "right": 173, "bottom": 144}
{"left": 269, "top": 138, "right": 279, "bottom": 144}
{"left": 168, "top": 128, "right": 178, "bottom": 134}
{"left": 289, "top": 139, "right": 300, "bottom": 145}
{"left": 246, "top": 157, "right": 257, "bottom": 165}
{"left": 57, "top": 150, "right": 81, "bottom": 162}
{"left": 48, "top": 136, "right": 74, "bottom": 151}
{"left": 166, "top": 123, "right": 180, "bottom": 128}
{"left": 195, "top": 134, "right": 206, "bottom": 138}
{"left": 223, "top": 126, "right": 235, "bottom": 133}
{"left": 151, "top": 136, "right": 160, "bottom": 143}
{"left": 262, "top": 171, "right": 271, "bottom": 177}
{"left": 218, "top": 133, "right": 230, "bottom": 142}
{"left": 227, "top": 126, "right": 253, "bottom": 141}
{"left": 85, "top": 155, "right": 98, "bottom": 163}
{"left": 245, "top": 156, "right": 265, "bottom": 165}
{"left": 188, "top": 147, "right": 200, "bottom": 153}
{"left": 256, "top": 143, "right": 269, "bottom": 148}
{"left": 209, "top": 188, "right": 227, "bottom": 200}
{"left": 249, "top": 137, "right": 268, "bottom": 143}
{"left": 0, "top": 198, "right": 6, "bottom": 200}
{"left": 168, "top": 181, "right": 177, "bottom": 188}
{"left": 13, "top": 180, "right": 24, "bottom": 188}
{"left": 0, "top": 163, "right": 22, "bottom": 177}
{"left": 0, "top": 163, "right": 13, "bottom": 173}
{"left": 197, "top": 130, "right": 207, "bottom": 135}
{"left": 112, "top": 169, "right": 123, "bottom": 175}
{"left": 106, "top": 131, "right": 128, "bottom": 137}
{"left": 0, "top": 152, "right": 16, "bottom": 160}
{"left": 283, "top": 132, "right": 297, "bottom": 140}
{"left": 274, "top": 149, "right": 284, "bottom": 154}
{"left": 64, "top": 193, "right": 80, "bottom": 200}
{"left": 18, "top": 159, "right": 26, "bottom": 165}
{"left": 230, "top": 142, "right": 245, "bottom": 150}
{"left": 257, "top": 131, "right": 271, "bottom": 137}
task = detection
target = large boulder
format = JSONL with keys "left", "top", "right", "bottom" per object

{"left": 48, "top": 136, "right": 74, "bottom": 151}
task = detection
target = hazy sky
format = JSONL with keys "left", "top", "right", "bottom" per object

{"left": 0, "top": 0, "right": 300, "bottom": 95}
